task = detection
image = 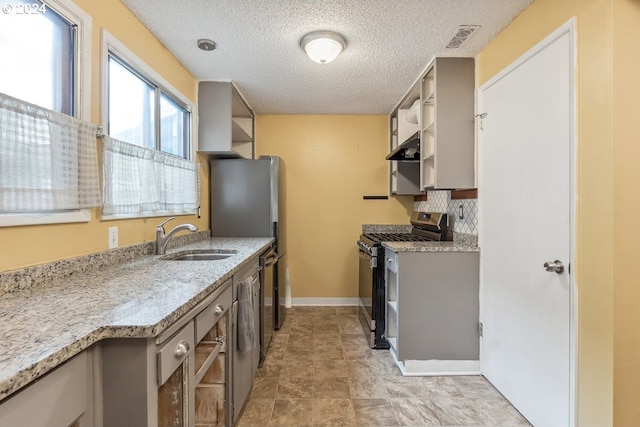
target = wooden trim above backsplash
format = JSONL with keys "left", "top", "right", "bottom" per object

{"left": 451, "top": 189, "right": 478, "bottom": 200}
{"left": 413, "top": 193, "right": 428, "bottom": 202}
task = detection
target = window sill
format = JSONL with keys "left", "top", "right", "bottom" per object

{"left": 0, "top": 210, "right": 91, "bottom": 227}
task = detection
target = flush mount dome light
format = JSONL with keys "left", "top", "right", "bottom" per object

{"left": 300, "top": 31, "right": 347, "bottom": 64}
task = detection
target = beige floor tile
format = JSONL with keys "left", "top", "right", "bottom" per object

{"left": 313, "top": 323, "right": 341, "bottom": 334}
{"left": 236, "top": 399, "right": 274, "bottom": 427}
{"left": 312, "top": 398, "right": 356, "bottom": 426}
{"left": 237, "top": 307, "right": 530, "bottom": 427}
{"left": 391, "top": 398, "right": 441, "bottom": 426}
{"left": 281, "top": 358, "right": 315, "bottom": 378}
{"left": 314, "top": 359, "right": 347, "bottom": 379}
{"left": 384, "top": 376, "right": 428, "bottom": 399}
{"left": 337, "top": 317, "right": 363, "bottom": 334}
{"left": 288, "top": 333, "right": 316, "bottom": 349}
{"left": 343, "top": 345, "right": 373, "bottom": 361}
{"left": 335, "top": 306, "right": 358, "bottom": 316}
{"left": 270, "top": 399, "right": 313, "bottom": 426}
{"left": 352, "top": 399, "right": 399, "bottom": 426}
{"left": 257, "top": 357, "right": 283, "bottom": 377}
{"left": 341, "top": 334, "right": 369, "bottom": 346}
{"left": 314, "top": 344, "right": 344, "bottom": 360}
{"left": 314, "top": 333, "right": 343, "bottom": 346}
{"left": 430, "top": 395, "right": 485, "bottom": 426}
{"left": 348, "top": 376, "right": 390, "bottom": 399}
{"left": 314, "top": 377, "right": 351, "bottom": 399}
{"left": 277, "top": 377, "right": 315, "bottom": 399}
{"left": 421, "top": 376, "right": 464, "bottom": 399}
{"left": 251, "top": 376, "right": 279, "bottom": 399}
{"left": 285, "top": 346, "right": 315, "bottom": 360}
{"left": 471, "top": 396, "right": 531, "bottom": 426}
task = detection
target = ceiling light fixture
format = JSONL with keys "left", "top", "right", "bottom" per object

{"left": 300, "top": 31, "right": 347, "bottom": 64}
{"left": 197, "top": 38, "right": 217, "bottom": 51}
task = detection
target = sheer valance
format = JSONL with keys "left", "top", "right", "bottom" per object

{"left": 102, "top": 136, "right": 199, "bottom": 216}
{"left": 0, "top": 93, "right": 101, "bottom": 212}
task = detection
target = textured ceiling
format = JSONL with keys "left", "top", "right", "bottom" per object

{"left": 119, "top": 0, "right": 531, "bottom": 114}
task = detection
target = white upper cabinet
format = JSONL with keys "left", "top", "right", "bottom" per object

{"left": 198, "top": 81, "right": 254, "bottom": 159}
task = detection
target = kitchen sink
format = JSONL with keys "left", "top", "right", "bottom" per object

{"left": 162, "top": 250, "right": 237, "bottom": 261}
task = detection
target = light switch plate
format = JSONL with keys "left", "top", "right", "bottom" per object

{"left": 108, "top": 226, "right": 118, "bottom": 249}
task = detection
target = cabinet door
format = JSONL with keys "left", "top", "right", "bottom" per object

{"left": 0, "top": 352, "right": 90, "bottom": 427}
{"left": 195, "top": 295, "right": 231, "bottom": 427}
{"left": 158, "top": 363, "right": 188, "bottom": 427}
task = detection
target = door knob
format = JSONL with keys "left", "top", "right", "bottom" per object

{"left": 544, "top": 260, "right": 564, "bottom": 274}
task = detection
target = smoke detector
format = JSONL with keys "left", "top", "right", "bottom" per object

{"left": 445, "top": 25, "right": 480, "bottom": 49}
{"left": 197, "top": 39, "right": 217, "bottom": 51}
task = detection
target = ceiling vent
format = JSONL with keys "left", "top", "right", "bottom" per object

{"left": 445, "top": 25, "right": 480, "bottom": 49}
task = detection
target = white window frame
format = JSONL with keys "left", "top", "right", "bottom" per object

{"left": 0, "top": 0, "right": 93, "bottom": 228}
{"left": 100, "top": 29, "right": 198, "bottom": 221}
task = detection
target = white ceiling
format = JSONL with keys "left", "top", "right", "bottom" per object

{"left": 119, "top": 0, "right": 531, "bottom": 114}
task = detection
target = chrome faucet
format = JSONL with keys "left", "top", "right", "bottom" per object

{"left": 156, "top": 217, "right": 198, "bottom": 255}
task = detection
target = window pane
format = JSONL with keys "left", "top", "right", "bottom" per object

{"left": 160, "top": 94, "right": 188, "bottom": 158}
{"left": 108, "top": 56, "right": 155, "bottom": 149}
{"left": 0, "top": 0, "right": 74, "bottom": 115}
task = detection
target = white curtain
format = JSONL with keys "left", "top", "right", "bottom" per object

{"left": 102, "top": 136, "right": 199, "bottom": 216}
{"left": 0, "top": 93, "right": 101, "bottom": 211}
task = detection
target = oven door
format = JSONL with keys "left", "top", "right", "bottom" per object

{"left": 358, "top": 250, "right": 375, "bottom": 333}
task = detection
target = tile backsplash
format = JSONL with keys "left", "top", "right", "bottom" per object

{"left": 414, "top": 191, "right": 478, "bottom": 235}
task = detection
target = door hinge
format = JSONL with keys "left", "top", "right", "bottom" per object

{"left": 479, "top": 322, "right": 484, "bottom": 337}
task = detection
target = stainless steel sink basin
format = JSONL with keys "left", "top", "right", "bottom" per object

{"left": 171, "top": 253, "right": 232, "bottom": 261}
{"left": 162, "top": 250, "right": 237, "bottom": 261}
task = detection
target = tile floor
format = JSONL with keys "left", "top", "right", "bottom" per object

{"left": 236, "top": 306, "right": 531, "bottom": 427}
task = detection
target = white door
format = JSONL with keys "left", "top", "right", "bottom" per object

{"left": 478, "top": 21, "right": 575, "bottom": 427}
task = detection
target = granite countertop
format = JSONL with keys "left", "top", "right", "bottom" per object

{"left": 382, "top": 241, "right": 479, "bottom": 253}
{"left": 0, "top": 237, "right": 273, "bottom": 402}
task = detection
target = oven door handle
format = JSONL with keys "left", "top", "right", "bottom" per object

{"left": 358, "top": 250, "right": 377, "bottom": 269}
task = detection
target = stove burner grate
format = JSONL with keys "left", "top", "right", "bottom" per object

{"left": 363, "top": 232, "right": 434, "bottom": 243}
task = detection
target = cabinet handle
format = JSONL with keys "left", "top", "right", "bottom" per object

{"left": 388, "top": 258, "right": 392, "bottom": 262}
{"left": 214, "top": 304, "right": 224, "bottom": 315}
{"left": 174, "top": 340, "right": 190, "bottom": 358}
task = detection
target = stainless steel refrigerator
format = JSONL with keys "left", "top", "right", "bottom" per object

{"left": 209, "top": 156, "right": 287, "bottom": 336}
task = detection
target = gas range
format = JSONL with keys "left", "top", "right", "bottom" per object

{"left": 358, "top": 212, "right": 450, "bottom": 255}
{"left": 357, "top": 212, "right": 450, "bottom": 349}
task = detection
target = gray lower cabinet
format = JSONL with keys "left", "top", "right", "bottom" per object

{"left": 101, "top": 278, "right": 233, "bottom": 427}
{"left": 0, "top": 351, "right": 94, "bottom": 427}
{"left": 385, "top": 249, "right": 480, "bottom": 374}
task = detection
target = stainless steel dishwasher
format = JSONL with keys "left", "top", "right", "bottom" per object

{"left": 260, "top": 246, "right": 278, "bottom": 361}
{"left": 232, "top": 258, "right": 260, "bottom": 423}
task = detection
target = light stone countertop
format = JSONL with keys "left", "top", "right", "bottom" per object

{"left": 382, "top": 241, "right": 479, "bottom": 253}
{"left": 0, "top": 237, "right": 273, "bottom": 402}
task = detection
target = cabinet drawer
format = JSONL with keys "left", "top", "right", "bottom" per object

{"left": 195, "top": 282, "right": 232, "bottom": 343}
{"left": 386, "top": 252, "right": 398, "bottom": 273}
{"left": 157, "top": 321, "right": 194, "bottom": 386}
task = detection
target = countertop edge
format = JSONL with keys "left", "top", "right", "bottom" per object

{"left": 0, "top": 237, "right": 273, "bottom": 403}
{"left": 381, "top": 241, "right": 480, "bottom": 253}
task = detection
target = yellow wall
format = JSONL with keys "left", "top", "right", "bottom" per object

{"left": 478, "top": 0, "right": 617, "bottom": 425}
{"left": 0, "top": 0, "right": 209, "bottom": 272}
{"left": 612, "top": 0, "right": 640, "bottom": 425}
{"left": 255, "top": 115, "right": 413, "bottom": 299}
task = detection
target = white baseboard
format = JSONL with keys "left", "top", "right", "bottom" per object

{"left": 289, "top": 297, "right": 359, "bottom": 306}
{"left": 390, "top": 348, "right": 481, "bottom": 376}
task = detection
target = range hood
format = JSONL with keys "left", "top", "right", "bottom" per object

{"left": 386, "top": 131, "right": 420, "bottom": 161}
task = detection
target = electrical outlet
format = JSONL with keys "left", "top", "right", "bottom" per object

{"left": 108, "top": 227, "right": 118, "bottom": 249}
